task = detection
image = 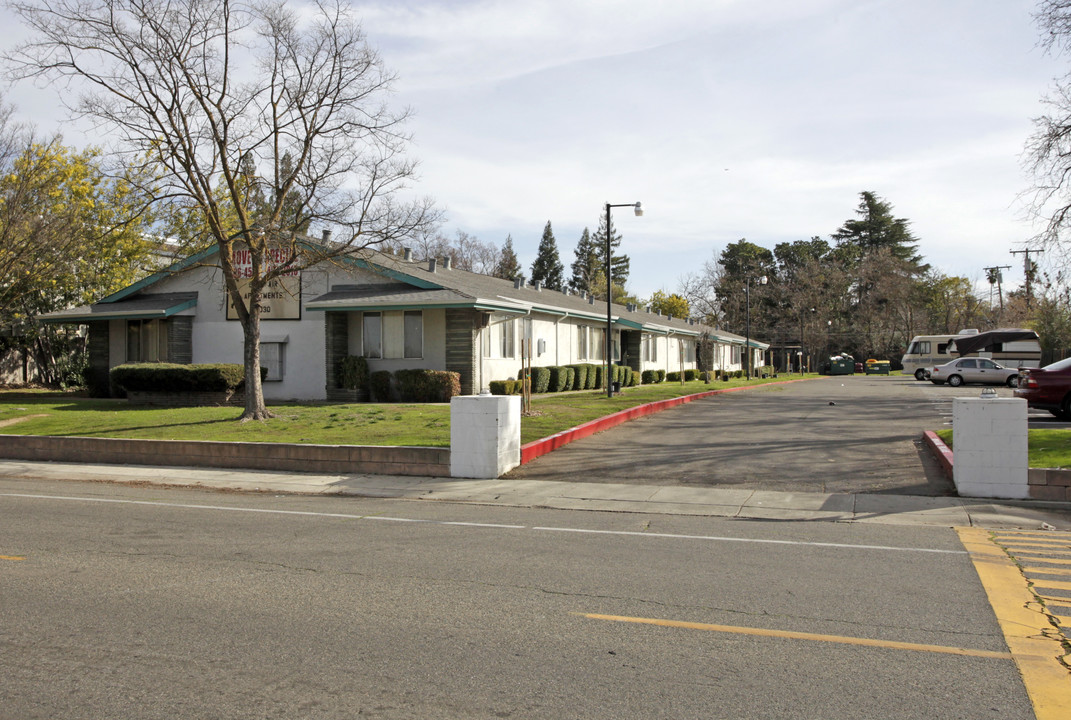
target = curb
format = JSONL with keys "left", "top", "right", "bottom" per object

{"left": 922, "top": 430, "right": 954, "bottom": 480}
{"left": 520, "top": 377, "right": 817, "bottom": 464}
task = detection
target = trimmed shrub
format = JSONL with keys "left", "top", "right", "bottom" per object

{"left": 759, "top": 365, "right": 774, "bottom": 377}
{"left": 547, "top": 366, "right": 571, "bottom": 393}
{"left": 370, "top": 370, "right": 393, "bottom": 402}
{"left": 656, "top": 369, "right": 667, "bottom": 382}
{"left": 489, "top": 380, "right": 513, "bottom": 395}
{"left": 338, "top": 355, "right": 369, "bottom": 390}
{"left": 395, "top": 369, "right": 462, "bottom": 403}
{"left": 621, "top": 366, "right": 633, "bottom": 387}
{"left": 666, "top": 371, "right": 682, "bottom": 382}
{"left": 592, "top": 364, "right": 604, "bottom": 389}
{"left": 733, "top": 370, "right": 744, "bottom": 379}
{"left": 519, "top": 366, "right": 552, "bottom": 394}
{"left": 684, "top": 369, "right": 698, "bottom": 381}
{"left": 641, "top": 369, "right": 657, "bottom": 384}
{"left": 579, "top": 364, "right": 595, "bottom": 389}
{"left": 628, "top": 368, "right": 640, "bottom": 386}
{"left": 110, "top": 363, "right": 254, "bottom": 393}
{"left": 567, "top": 364, "right": 588, "bottom": 390}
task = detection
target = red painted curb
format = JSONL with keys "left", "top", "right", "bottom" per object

{"left": 520, "top": 377, "right": 818, "bottom": 464}
{"left": 922, "top": 430, "right": 954, "bottom": 480}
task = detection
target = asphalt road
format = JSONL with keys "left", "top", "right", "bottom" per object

{"left": 507, "top": 374, "right": 1027, "bottom": 495}
{"left": 0, "top": 478, "right": 1035, "bottom": 719}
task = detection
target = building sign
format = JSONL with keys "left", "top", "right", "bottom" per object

{"left": 226, "top": 246, "right": 301, "bottom": 320}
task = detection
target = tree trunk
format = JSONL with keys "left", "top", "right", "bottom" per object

{"left": 240, "top": 303, "right": 272, "bottom": 421}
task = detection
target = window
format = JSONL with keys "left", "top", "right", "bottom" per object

{"left": 578, "top": 326, "right": 588, "bottom": 360}
{"left": 594, "top": 328, "right": 605, "bottom": 361}
{"left": 501, "top": 318, "right": 515, "bottom": 358}
{"left": 260, "top": 342, "right": 285, "bottom": 381}
{"left": 978, "top": 359, "right": 997, "bottom": 369}
{"left": 363, "top": 312, "right": 382, "bottom": 358}
{"left": 126, "top": 319, "right": 168, "bottom": 362}
{"left": 958, "top": 358, "right": 977, "bottom": 368}
{"left": 650, "top": 335, "right": 657, "bottom": 362}
{"left": 404, "top": 311, "right": 423, "bottom": 359}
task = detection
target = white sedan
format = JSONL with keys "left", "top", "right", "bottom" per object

{"left": 928, "top": 357, "right": 1021, "bottom": 387}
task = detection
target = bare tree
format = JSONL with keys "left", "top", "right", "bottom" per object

{"left": 6, "top": 0, "right": 438, "bottom": 419}
{"left": 1025, "top": 0, "right": 1071, "bottom": 259}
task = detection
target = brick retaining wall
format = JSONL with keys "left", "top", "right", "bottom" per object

{"left": 0, "top": 434, "right": 449, "bottom": 477}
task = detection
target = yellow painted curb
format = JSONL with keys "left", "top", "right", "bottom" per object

{"left": 957, "top": 527, "right": 1071, "bottom": 720}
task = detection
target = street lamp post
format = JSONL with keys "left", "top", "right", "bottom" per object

{"left": 744, "top": 275, "right": 767, "bottom": 379}
{"left": 604, "top": 201, "right": 643, "bottom": 398}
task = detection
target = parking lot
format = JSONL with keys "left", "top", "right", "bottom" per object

{"left": 507, "top": 374, "right": 1052, "bottom": 495}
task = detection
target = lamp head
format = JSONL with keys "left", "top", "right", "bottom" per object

{"left": 634, "top": 202, "right": 643, "bottom": 217}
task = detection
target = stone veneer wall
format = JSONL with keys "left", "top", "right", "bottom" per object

{"left": 0, "top": 434, "right": 449, "bottom": 477}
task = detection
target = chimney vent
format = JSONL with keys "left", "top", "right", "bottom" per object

{"left": 403, "top": 247, "right": 412, "bottom": 261}
{"left": 322, "top": 229, "right": 333, "bottom": 242}
{"left": 442, "top": 255, "right": 452, "bottom": 270}
{"left": 428, "top": 258, "right": 437, "bottom": 273}
{"left": 534, "top": 281, "right": 542, "bottom": 291}
{"left": 588, "top": 295, "right": 595, "bottom": 305}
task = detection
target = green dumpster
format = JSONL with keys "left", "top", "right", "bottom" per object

{"left": 828, "top": 356, "right": 854, "bottom": 375}
{"left": 865, "top": 360, "right": 891, "bottom": 375}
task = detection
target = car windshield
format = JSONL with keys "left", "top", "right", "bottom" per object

{"left": 1042, "top": 356, "right": 1071, "bottom": 372}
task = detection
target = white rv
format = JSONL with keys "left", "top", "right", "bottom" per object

{"left": 901, "top": 329, "right": 978, "bottom": 380}
{"left": 902, "top": 328, "right": 1042, "bottom": 380}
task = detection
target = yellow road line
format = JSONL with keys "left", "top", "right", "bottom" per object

{"left": 999, "top": 542, "right": 1071, "bottom": 551}
{"left": 1022, "top": 567, "right": 1071, "bottom": 576}
{"left": 956, "top": 527, "right": 1071, "bottom": 720}
{"left": 574, "top": 612, "right": 1011, "bottom": 659}
{"left": 0, "top": 555, "right": 25, "bottom": 561}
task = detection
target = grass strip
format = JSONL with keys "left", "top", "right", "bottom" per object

{"left": 0, "top": 375, "right": 809, "bottom": 447}
{"left": 935, "top": 428, "right": 1071, "bottom": 469}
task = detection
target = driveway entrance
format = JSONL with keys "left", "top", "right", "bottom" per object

{"left": 506, "top": 375, "right": 978, "bottom": 495}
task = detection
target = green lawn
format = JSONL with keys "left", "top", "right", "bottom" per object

{"left": 0, "top": 375, "right": 810, "bottom": 447}
{"left": 935, "top": 428, "right": 1071, "bottom": 468}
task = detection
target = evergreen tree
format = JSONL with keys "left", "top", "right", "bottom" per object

{"left": 530, "top": 221, "right": 565, "bottom": 290}
{"left": 569, "top": 227, "right": 599, "bottom": 293}
{"left": 831, "top": 191, "right": 926, "bottom": 271}
{"left": 592, "top": 212, "right": 630, "bottom": 286}
{"left": 494, "top": 234, "right": 522, "bottom": 280}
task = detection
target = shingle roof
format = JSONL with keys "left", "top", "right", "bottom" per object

{"left": 38, "top": 292, "right": 198, "bottom": 323}
{"left": 352, "top": 250, "right": 763, "bottom": 346}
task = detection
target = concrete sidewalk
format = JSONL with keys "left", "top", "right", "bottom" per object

{"left": 2, "top": 459, "right": 1070, "bottom": 531}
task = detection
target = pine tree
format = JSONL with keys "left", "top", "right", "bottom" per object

{"left": 592, "top": 212, "right": 630, "bottom": 287}
{"left": 530, "top": 221, "right": 564, "bottom": 290}
{"left": 494, "top": 234, "right": 522, "bottom": 280}
{"left": 569, "top": 227, "right": 599, "bottom": 293}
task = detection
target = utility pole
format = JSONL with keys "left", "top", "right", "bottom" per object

{"left": 983, "top": 264, "right": 1011, "bottom": 314}
{"left": 1010, "top": 249, "right": 1044, "bottom": 309}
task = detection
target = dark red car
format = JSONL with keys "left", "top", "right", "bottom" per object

{"left": 1014, "top": 356, "right": 1071, "bottom": 418}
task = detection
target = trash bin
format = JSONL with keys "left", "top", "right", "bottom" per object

{"left": 865, "top": 360, "right": 891, "bottom": 375}
{"left": 828, "top": 354, "right": 854, "bottom": 375}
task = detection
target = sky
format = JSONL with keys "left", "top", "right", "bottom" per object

{"left": 1, "top": 0, "right": 1066, "bottom": 302}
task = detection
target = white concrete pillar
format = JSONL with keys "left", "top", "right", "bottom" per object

{"left": 952, "top": 395, "right": 1028, "bottom": 499}
{"left": 450, "top": 395, "right": 521, "bottom": 479}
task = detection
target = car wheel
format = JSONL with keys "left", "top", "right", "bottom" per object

{"left": 1007, "top": 375, "right": 1019, "bottom": 388}
{"left": 948, "top": 375, "right": 963, "bottom": 387}
{"left": 1061, "top": 395, "right": 1071, "bottom": 420}
{"left": 914, "top": 369, "right": 927, "bottom": 381}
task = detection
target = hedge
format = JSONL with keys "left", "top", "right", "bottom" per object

{"left": 370, "top": 370, "right": 393, "bottom": 402}
{"left": 592, "top": 365, "right": 604, "bottom": 389}
{"left": 684, "top": 369, "right": 698, "bottom": 381}
{"left": 666, "top": 371, "right": 682, "bottom": 382}
{"left": 567, "top": 364, "right": 589, "bottom": 390}
{"left": 395, "top": 369, "right": 462, "bottom": 403}
{"left": 518, "top": 366, "right": 552, "bottom": 393}
{"left": 489, "top": 379, "right": 521, "bottom": 395}
{"left": 546, "top": 366, "right": 570, "bottom": 393}
{"left": 110, "top": 363, "right": 257, "bottom": 393}
{"left": 338, "top": 355, "right": 369, "bottom": 390}
{"left": 641, "top": 369, "right": 658, "bottom": 384}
